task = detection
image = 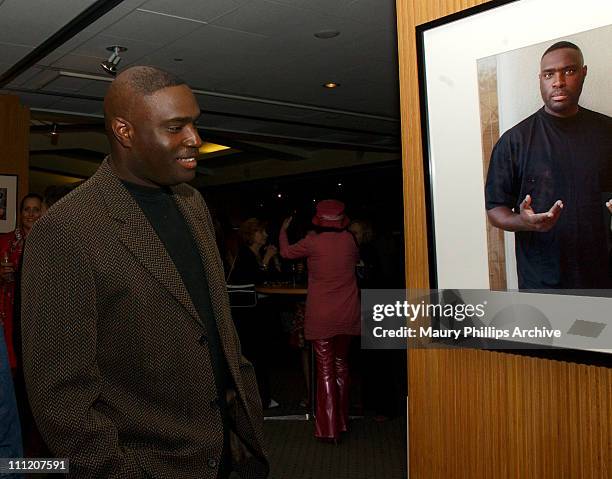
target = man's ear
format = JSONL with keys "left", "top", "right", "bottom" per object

{"left": 582, "top": 64, "right": 587, "bottom": 78}
{"left": 111, "top": 117, "right": 133, "bottom": 148}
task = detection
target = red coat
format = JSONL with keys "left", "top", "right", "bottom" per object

{"left": 280, "top": 229, "right": 360, "bottom": 340}
{"left": 0, "top": 229, "right": 25, "bottom": 369}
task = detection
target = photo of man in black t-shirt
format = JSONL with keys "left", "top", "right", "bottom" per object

{"left": 485, "top": 41, "right": 612, "bottom": 289}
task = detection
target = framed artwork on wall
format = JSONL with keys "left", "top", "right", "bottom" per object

{"left": 416, "top": 0, "right": 612, "bottom": 354}
{"left": 417, "top": 0, "right": 612, "bottom": 291}
{"left": 0, "top": 175, "right": 18, "bottom": 234}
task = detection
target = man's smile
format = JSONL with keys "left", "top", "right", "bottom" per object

{"left": 176, "top": 157, "right": 197, "bottom": 169}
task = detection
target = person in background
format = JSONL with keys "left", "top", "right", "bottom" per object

{"left": 348, "top": 219, "right": 377, "bottom": 288}
{"left": 280, "top": 200, "right": 360, "bottom": 443}
{"left": 230, "top": 218, "right": 279, "bottom": 286}
{"left": 0, "top": 193, "right": 43, "bottom": 373}
{"left": 229, "top": 218, "right": 280, "bottom": 410}
{"left": 349, "top": 218, "right": 403, "bottom": 421}
{"left": 0, "top": 194, "right": 43, "bottom": 465}
{"left": 0, "top": 321, "right": 22, "bottom": 469}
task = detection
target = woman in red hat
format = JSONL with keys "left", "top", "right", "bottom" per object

{"left": 279, "top": 199, "right": 360, "bottom": 442}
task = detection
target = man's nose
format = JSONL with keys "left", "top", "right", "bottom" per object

{"left": 183, "top": 124, "right": 203, "bottom": 148}
{"left": 552, "top": 72, "right": 566, "bottom": 87}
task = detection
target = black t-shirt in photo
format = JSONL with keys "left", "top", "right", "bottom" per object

{"left": 485, "top": 107, "right": 612, "bottom": 289}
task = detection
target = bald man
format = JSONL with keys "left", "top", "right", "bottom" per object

{"left": 485, "top": 41, "right": 612, "bottom": 290}
{"left": 21, "top": 67, "right": 268, "bottom": 479}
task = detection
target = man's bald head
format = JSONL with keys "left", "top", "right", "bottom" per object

{"left": 541, "top": 41, "right": 583, "bottom": 64}
{"left": 104, "top": 66, "right": 186, "bottom": 131}
{"left": 103, "top": 65, "right": 202, "bottom": 187}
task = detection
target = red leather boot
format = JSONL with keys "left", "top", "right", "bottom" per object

{"left": 334, "top": 335, "right": 352, "bottom": 433}
{"left": 313, "top": 337, "right": 337, "bottom": 440}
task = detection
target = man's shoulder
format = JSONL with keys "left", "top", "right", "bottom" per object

{"left": 32, "top": 178, "right": 103, "bottom": 239}
{"left": 490, "top": 112, "right": 539, "bottom": 164}
{"left": 49, "top": 178, "right": 100, "bottom": 217}
{"left": 579, "top": 107, "right": 612, "bottom": 125}
{"left": 45, "top": 160, "right": 116, "bottom": 217}
{"left": 498, "top": 110, "right": 540, "bottom": 142}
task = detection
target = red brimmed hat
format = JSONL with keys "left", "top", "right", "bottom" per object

{"left": 312, "top": 199, "right": 349, "bottom": 229}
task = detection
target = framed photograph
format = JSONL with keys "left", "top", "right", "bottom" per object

{"left": 416, "top": 0, "right": 612, "bottom": 353}
{"left": 0, "top": 175, "right": 17, "bottom": 233}
{"left": 417, "top": 0, "right": 612, "bottom": 289}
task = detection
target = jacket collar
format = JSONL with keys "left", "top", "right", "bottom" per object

{"left": 91, "top": 158, "right": 247, "bottom": 410}
{"left": 94, "top": 158, "right": 203, "bottom": 326}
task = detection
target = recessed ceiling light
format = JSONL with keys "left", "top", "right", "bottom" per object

{"left": 314, "top": 30, "right": 340, "bottom": 39}
{"left": 323, "top": 82, "right": 340, "bottom": 89}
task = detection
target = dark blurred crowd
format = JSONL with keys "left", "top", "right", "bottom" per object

{"left": 217, "top": 199, "right": 406, "bottom": 442}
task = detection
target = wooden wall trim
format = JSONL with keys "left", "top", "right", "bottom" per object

{"left": 407, "top": 349, "right": 611, "bottom": 478}
{"left": 0, "top": 96, "right": 30, "bottom": 202}
{"left": 396, "top": 1, "right": 611, "bottom": 477}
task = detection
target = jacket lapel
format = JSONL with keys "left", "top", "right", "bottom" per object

{"left": 95, "top": 159, "right": 253, "bottom": 419}
{"left": 172, "top": 187, "right": 242, "bottom": 376}
{"left": 95, "top": 160, "right": 202, "bottom": 327}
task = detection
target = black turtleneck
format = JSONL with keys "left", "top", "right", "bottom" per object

{"left": 122, "top": 181, "right": 232, "bottom": 406}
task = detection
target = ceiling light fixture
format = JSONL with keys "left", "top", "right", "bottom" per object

{"left": 323, "top": 82, "right": 340, "bottom": 88}
{"left": 100, "top": 46, "right": 127, "bottom": 76}
{"left": 314, "top": 30, "right": 340, "bottom": 39}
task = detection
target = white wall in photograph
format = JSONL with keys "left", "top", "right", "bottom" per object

{"left": 497, "top": 25, "right": 612, "bottom": 134}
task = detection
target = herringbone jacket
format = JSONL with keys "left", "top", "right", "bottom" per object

{"left": 21, "top": 160, "right": 268, "bottom": 479}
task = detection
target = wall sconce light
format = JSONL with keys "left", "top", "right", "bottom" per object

{"left": 50, "top": 123, "right": 59, "bottom": 145}
{"left": 100, "top": 46, "right": 127, "bottom": 76}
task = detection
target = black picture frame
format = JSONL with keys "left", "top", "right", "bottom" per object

{"left": 0, "top": 174, "right": 18, "bottom": 233}
{"left": 414, "top": 0, "right": 612, "bottom": 361}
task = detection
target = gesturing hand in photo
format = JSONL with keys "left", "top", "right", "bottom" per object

{"left": 519, "top": 194, "right": 564, "bottom": 232}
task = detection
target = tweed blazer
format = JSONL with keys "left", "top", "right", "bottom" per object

{"left": 21, "top": 160, "right": 268, "bottom": 479}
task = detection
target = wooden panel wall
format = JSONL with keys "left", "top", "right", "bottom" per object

{"left": 0, "top": 96, "right": 30, "bottom": 201}
{"left": 477, "top": 59, "right": 507, "bottom": 290}
{"left": 395, "top": 1, "right": 611, "bottom": 478}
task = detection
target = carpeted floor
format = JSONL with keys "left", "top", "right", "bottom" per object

{"left": 264, "top": 417, "right": 407, "bottom": 479}
{"left": 260, "top": 337, "right": 407, "bottom": 479}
